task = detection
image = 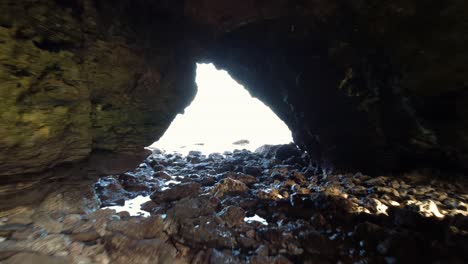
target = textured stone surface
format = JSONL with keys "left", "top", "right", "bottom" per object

{"left": 0, "top": 0, "right": 196, "bottom": 176}
{"left": 188, "top": 0, "right": 468, "bottom": 173}
{"left": 1, "top": 0, "right": 468, "bottom": 180}
{"left": 0, "top": 147, "right": 467, "bottom": 263}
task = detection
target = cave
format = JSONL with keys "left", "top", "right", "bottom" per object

{"left": 150, "top": 63, "right": 293, "bottom": 154}
{"left": 0, "top": 0, "right": 467, "bottom": 263}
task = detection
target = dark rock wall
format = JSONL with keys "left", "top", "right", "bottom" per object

{"left": 193, "top": 0, "right": 468, "bottom": 173}
{"left": 1, "top": 0, "right": 468, "bottom": 178}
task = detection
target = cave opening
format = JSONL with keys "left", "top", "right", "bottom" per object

{"left": 148, "top": 63, "right": 293, "bottom": 155}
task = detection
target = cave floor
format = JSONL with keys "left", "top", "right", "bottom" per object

{"left": 0, "top": 145, "right": 467, "bottom": 263}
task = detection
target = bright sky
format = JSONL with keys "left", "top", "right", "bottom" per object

{"left": 149, "top": 63, "right": 293, "bottom": 155}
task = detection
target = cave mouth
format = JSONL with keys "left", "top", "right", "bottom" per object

{"left": 148, "top": 63, "right": 293, "bottom": 155}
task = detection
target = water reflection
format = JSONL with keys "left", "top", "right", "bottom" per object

{"left": 244, "top": 214, "right": 268, "bottom": 225}
{"left": 104, "top": 195, "right": 151, "bottom": 217}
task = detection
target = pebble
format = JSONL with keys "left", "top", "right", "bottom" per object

{"left": 0, "top": 144, "right": 466, "bottom": 263}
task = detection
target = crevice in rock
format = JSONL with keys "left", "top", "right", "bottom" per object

{"left": 32, "top": 39, "right": 76, "bottom": 53}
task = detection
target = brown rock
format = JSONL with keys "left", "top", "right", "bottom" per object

{"left": 0, "top": 234, "right": 71, "bottom": 255}
{"left": 3, "top": 253, "right": 67, "bottom": 264}
{"left": 72, "top": 231, "right": 100, "bottom": 242}
{"left": 32, "top": 213, "right": 63, "bottom": 234}
{"left": 211, "top": 178, "right": 249, "bottom": 198}
{"left": 151, "top": 182, "right": 202, "bottom": 203}
{"left": 104, "top": 233, "right": 184, "bottom": 264}
{"left": 4, "top": 207, "right": 35, "bottom": 225}
{"left": 218, "top": 206, "right": 246, "bottom": 227}
{"left": 10, "top": 227, "right": 45, "bottom": 241}
{"left": 61, "top": 214, "right": 82, "bottom": 232}
{"left": 229, "top": 173, "right": 257, "bottom": 185}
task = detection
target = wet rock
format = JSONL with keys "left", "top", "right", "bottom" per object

{"left": 140, "top": 200, "right": 159, "bottom": 213}
{"left": 442, "top": 198, "right": 459, "bottom": 209}
{"left": 255, "top": 245, "right": 269, "bottom": 256}
{"left": 7, "top": 144, "right": 462, "bottom": 263}
{"left": 403, "top": 200, "right": 444, "bottom": 218}
{"left": 208, "top": 153, "right": 224, "bottom": 161}
{"left": 188, "top": 151, "right": 203, "bottom": 157}
{"left": 257, "top": 188, "right": 282, "bottom": 200}
{"left": 238, "top": 235, "right": 259, "bottom": 249}
{"left": 389, "top": 180, "right": 400, "bottom": 189}
{"left": 211, "top": 178, "right": 249, "bottom": 198}
{"left": 165, "top": 199, "right": 236, "bottom": 248}
{"left": 39, "top": 185, "right": 100, "bottom": 214}
{"left": 186, "top": 152, "right": 202, "bottom": 164}
{"left": 194, "top": 162, "right": 212, "bottom": 170}
{"left": 222, "top": 197, "right": 259, "bottom": 210}
{"left": 368, "top": 198, "right": 389, "bottom": 215}
{"left": 255, "top": 145, "right": 281, "bottom": 158}
{"left": 95, "top": 176, "right": 130, "bottom": 206}
{"left": 299, "top": 230, "right": 335, "bottom": 256}
{"left": 290, "top": 171, "right": 307, "bottom": 185}
{"left": 274, "top": 144, "right": 300, "bottom": 161}
{"left": 243, "top": 165, "right": 263, "bottom": 176}
{"left": 119, "top": 172, "right": 152, "bottom": 193}
{"left": 228, "top": 173, "right": 257, "bottom": 185}
{"left": 218, "top": 206, "right": 245, "bottom": 227}
{"left": 107, "top": 215, "right": 164, "bottom": 240}
{"left": 165, "top": 197, "right": 217, "bottom": 224}
{"left": 350, "top": 185, "right": 368, "bottom": 196}
{"left": 153, "top": 170, "right": 172, "bottom": 180}
{"left": 150, "top": 182, "right": 201, "bottom": 203}
{"left": 197, "top": 176, "right": 217, "bottom": 186}
{"left": 250, "top": 255, "right": 293, "bottom": 264}
{"left": 365, "top": 176, "right": 388, "bottom": 186}
{"left": 152, "top": 164, "right": 166, "bottom": 171}
{"left": 209, "top": 249, "right": 242, "bottom": 263}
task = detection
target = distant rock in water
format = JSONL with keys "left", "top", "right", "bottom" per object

{"left": 232, "top": 139, "right": 250, "bottom": 146}
{"left": 194, "top": 143, "right": 205, "bottom": 146}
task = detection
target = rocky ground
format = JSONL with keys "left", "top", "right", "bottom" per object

{"left": 0, "top": 144, "right": 467, "bottom": 263}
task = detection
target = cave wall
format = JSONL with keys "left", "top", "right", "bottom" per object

{"left": 191, "top": 0, "right": 468, "bottom": 173}
{"left": 1, "top": 0, "right": 468, "bottom": 179}
{"left": 0, "top": 0, "right": 196, "bottom": 176}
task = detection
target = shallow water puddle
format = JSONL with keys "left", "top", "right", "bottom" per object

{"left": 104, "top": 195, "right": 151, "bottom": 217}
{"left": 244, "top": 214, "right": 268, "bottom": 225}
